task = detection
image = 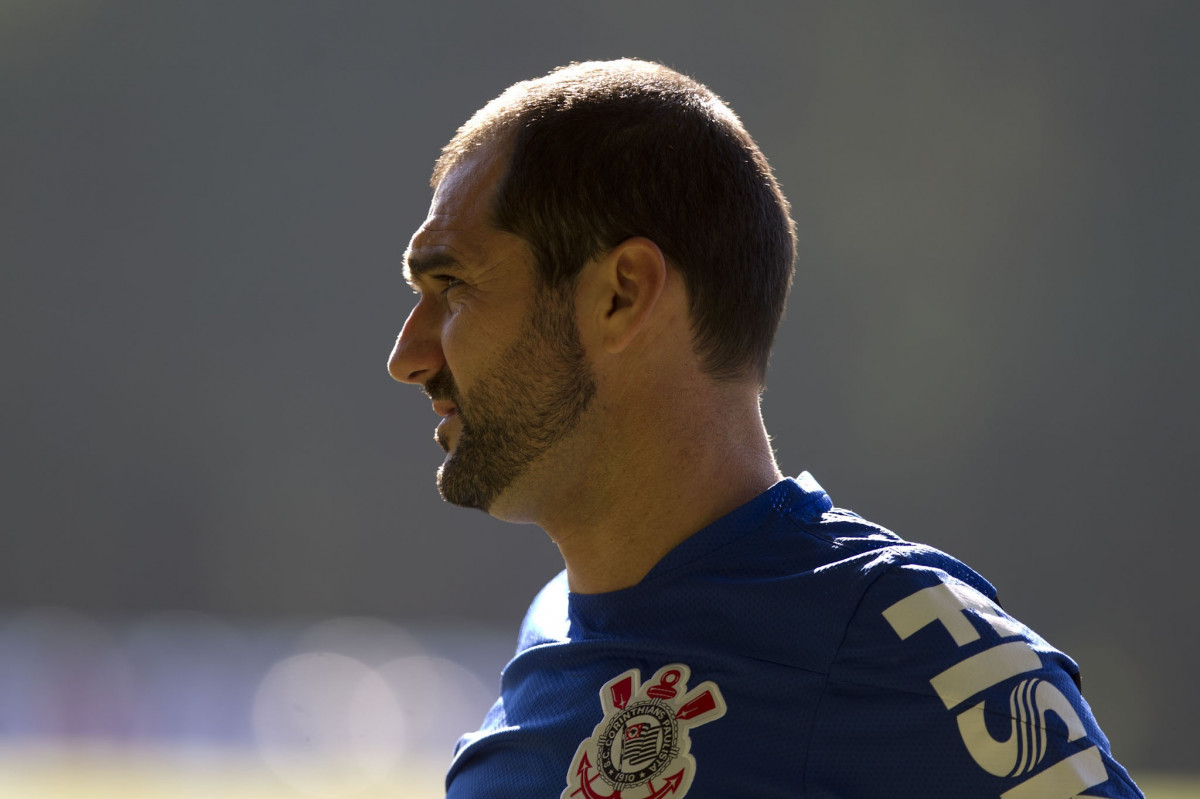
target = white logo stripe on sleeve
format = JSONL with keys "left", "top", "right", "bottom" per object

{"left": 883, "top": 579, "right": 1108, "bottom": 798}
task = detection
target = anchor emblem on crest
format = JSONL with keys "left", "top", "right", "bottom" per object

{"left": 561, "top": 663, "right": 726, "bottom": 799}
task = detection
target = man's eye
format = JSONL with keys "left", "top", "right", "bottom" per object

{"left": 435, "top": 275, "right": 464, "bottom": 294}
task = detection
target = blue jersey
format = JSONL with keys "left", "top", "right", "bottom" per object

{"left": 445, "top": 474, "right": 1143, "bottom": 798}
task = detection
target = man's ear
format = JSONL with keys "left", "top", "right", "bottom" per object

{"left": 584, "top": 237, "right": 668, "bottom": 355}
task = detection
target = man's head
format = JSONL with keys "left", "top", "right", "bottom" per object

{"left": 390, "top": 60, "right": 795, "bottom": 515}
{"left": 390, "top": 145, "right": 597, "bottom": 513}
{"left": 434, "top": 58, "right": 796, "bottom": 384}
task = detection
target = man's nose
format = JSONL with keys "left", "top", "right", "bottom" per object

{"left": 388, "top": 302, "right": 444, "bottom": 385}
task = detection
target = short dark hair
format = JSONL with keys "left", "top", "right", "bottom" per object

{"left": 434, "top": 59, "right": 796, "bottom": 384}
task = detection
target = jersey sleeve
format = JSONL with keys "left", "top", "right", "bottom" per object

{"left": 803, "top": 557, "right": 1144, "bottom": 798}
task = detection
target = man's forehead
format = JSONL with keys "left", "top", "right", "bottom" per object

{"left": 431, "top": 143, "right": 508, "bottom": 219}
{"left": 404, "top": 212, "right": 485, "bottom": 283}
{"left": 403, "top": 146, "right": 509, "bottom": 280}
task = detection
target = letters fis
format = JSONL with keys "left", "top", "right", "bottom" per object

{"left": 883, "top": 579, "right": 1109, "bottom": 799}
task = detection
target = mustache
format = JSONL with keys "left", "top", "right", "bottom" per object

{"left": 424, "top": 368, "right": 461, "bottom": 407}
{"left": 427, "top": 368, "right": 462, "bottom": 454}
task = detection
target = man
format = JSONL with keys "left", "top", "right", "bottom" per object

{"left": 388, "top": 60, "right": 1142, "bottom": 798}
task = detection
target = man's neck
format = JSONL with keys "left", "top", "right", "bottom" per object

{"left": 538, "top": 389, "right": 783, "bottom": 595}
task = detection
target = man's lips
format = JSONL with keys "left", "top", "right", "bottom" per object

{"left": 432, "top": 401, "right": 459, "bottom": 453}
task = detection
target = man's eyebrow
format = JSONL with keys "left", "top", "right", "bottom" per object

{"left": 404, "top": 252, "right": 463, "bottom": 285}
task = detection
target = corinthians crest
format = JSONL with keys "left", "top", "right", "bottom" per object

{"left": 562, "top": 663, "right": 726, "bottom": 799}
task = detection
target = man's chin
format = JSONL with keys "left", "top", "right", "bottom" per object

{"left": 436, "top": 457, "right": 493, "bottom": 512}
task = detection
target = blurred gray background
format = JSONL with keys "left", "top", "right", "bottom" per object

{"left": 2, "top": 0, "right": 1196, "bottom": 777}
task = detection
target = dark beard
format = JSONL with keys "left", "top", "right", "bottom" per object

{"left": 428, "top": 291, "right": 596, "bottom": 511}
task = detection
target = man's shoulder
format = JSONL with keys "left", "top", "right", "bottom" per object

{"left": 803, "top": 546, "right": 1146, "bottom": 798}
{"left": 510, "top": 516, "right": 1001, "bottom": 674}
{"left": 714, "top": 529, "right": 1001, "bottom": 672}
